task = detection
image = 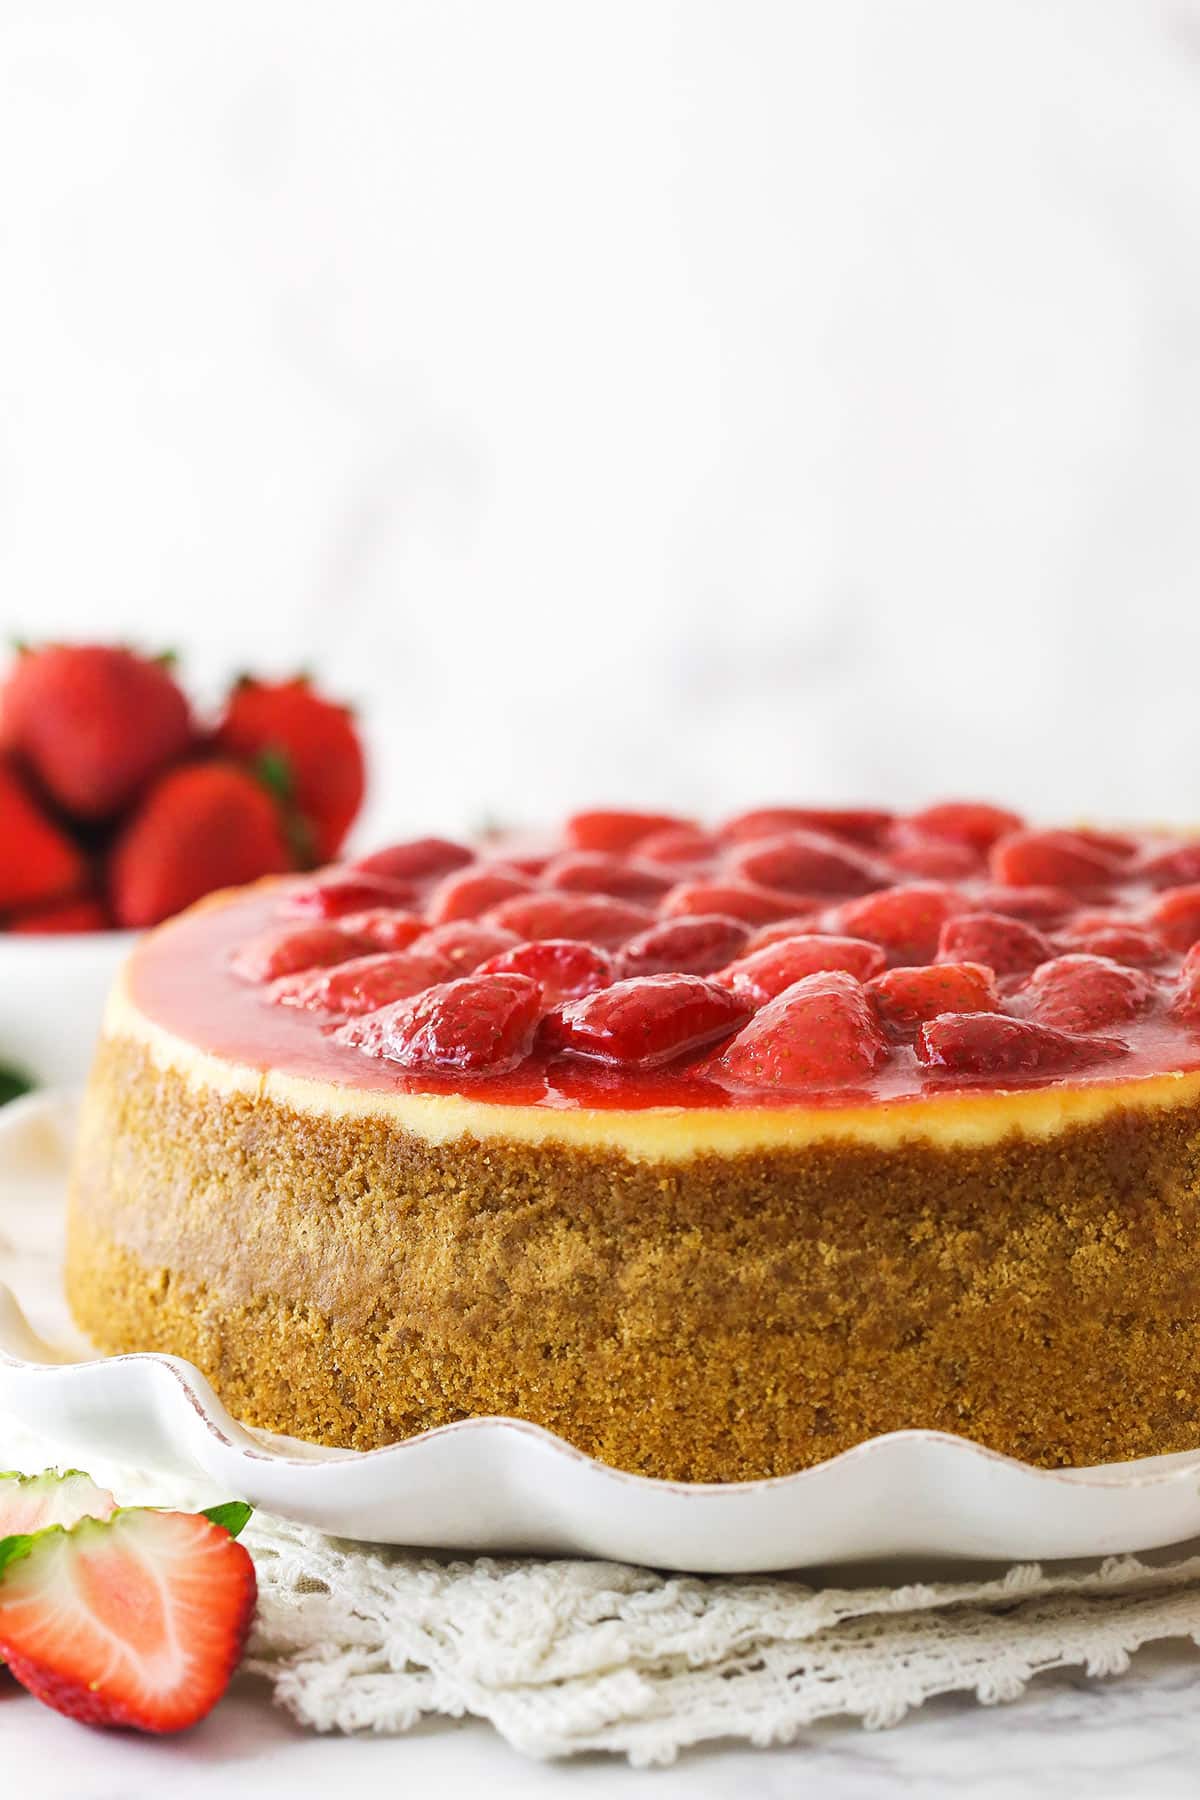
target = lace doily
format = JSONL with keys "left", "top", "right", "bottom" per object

{"left": 4, "top": 1418, "right": 1200, "bottom": 1763}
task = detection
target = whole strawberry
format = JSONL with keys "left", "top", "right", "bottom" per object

{"left": 110, "top": 762, "right": 293, "bottom": 928}
{"left": 215, "top": 674, "right": 365, "bottom": 863}
{"left": 0, "top": 758, "right": 86, "bottom": 913}
{"left": 1, "top": 644, "right": 192, "bottom": 818}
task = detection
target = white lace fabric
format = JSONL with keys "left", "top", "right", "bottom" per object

{"left": 5, "top": 1419, "right": 1200, "bottom": 1763}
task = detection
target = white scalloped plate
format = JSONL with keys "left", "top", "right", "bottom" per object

{"left": 5, "top": 1091, "right": 1200, "bottom": 1572}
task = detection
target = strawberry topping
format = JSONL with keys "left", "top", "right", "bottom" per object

{"left": 544, "top": 974, "right": 748, "bottom": 1070}
{"left": 718, "top": 971, "right": 889, "bottom": 1091}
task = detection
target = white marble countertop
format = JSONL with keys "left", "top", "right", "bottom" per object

{"left": 7, "top": 1643, "right": 1200, "bottom": 1798}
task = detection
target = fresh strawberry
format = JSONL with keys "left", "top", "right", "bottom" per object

{"left": 332, "top": 909, "right": 428, "bottom": 951}
{"left": 904, "top": 802, "right": 1024, "bottom": 853}
{"left": 564, "top": 810, "right": 692, "bottom": 854}
{"left": 1062, "top": 923, "right": 1168, "bottom": 967}
{"left": 0, "top": 1470, "right": 116, "bottom": 1535}
{"left": 0, "top": 1506, "right": 256, "bottom": 1734}
{"left": 7, "top": 896, "right": 110, "bottom": 934}
{"left": 657, "top": 879, "right": 807, "bottom": 926}
{"left": 728, "top": 830, "right": 887, "bottom": 897}
{"left": 915, "top": 1012, "right": 1127, "bottom": 1076}
{"left": 426, "top": 864, "right": 538, "bottom": 923}
{"left": 215, "top": 675, "right": 365, "bottom": 862}
{"left": 717, "top": 970, "right": 888, "bottom": 1090}
{"left": 2, "top": 644, "right": 192, "bottom": 819}
{"left": 634, "top": 826, "right": 722, "bottom": 866}
{"left": 474, "top": 938, "right": 615, "bottom": 1006}
{"left": 544, "top": 974, "right": 747, "bottom": 1069}
{"left": 717, "top": 933, "right": 887, "bottom": 1005}
{"left": 109, "top": 763, "right": 292, "bottom": 929}
{"left": 990, "top": 828, "right": 1124, "bottom": 891}
{"left": 337, "top": 973, "right": 541, "bottom": 1074}
{"left": 0, "top": 759, "right": 86, "bottom": 913}
{"left": 867, "top": 961, "right": 999, "bottom": 1032}
{"left": 719, "top": 807, "right": 893, "bottom": 846}
{"left": 412, "top": 920, "right": 519, "bottom": 974}
{"left": 830, "top": 884, "right": 961, "bottom": 965}
{"left": 229, "top": 923, "right": 370, "bottom": 984}
{"left": 486, "top": 891, "right": 653, "bottom": 947}
{"left": 542, "top": 851, "right": 674, "bottom": 903}
{"left": 1138, "top": 843, "right": 1200, "bottom": 889}
{"left": 282, "top": 870, "right": 417, "bottom": 920}
{"left": 1015, "top": 954, "right": 1155, "bottom": 1032}
{"left": 1143, "top": 886, "right": 1200, "bottom": 954}
{"left": 620, "top": 914, "right": 751, "bottom": 978}
{"left": 273, "top": 947, "right": 454, "bottom": 1016}
{"left": 937, "top": 910, "right": 1054, "bottom": 976}
{"left": 353, "top": 837, "right": 474, "bottom": 883}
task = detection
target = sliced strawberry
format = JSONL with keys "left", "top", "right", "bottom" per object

{"left": 564, "top": 810, "right": 692, "bottom": 854}
{"left": 230, "top": 923, "right": 370, "bottom": 983}
{"left": 717, "top": 971, "right": 889, "bottom": 1091}
{"left": 332, "top": 908, "right": 428, "bottom": 952}
{"left": 7, "top": 896, "right": 110, "bottom": 934}
{"left": 719, "top": 807, "right": 893, "bottom": 846}
{"left": 352, "top": 837, "right": 474, "bottom": 883}
{"left": 544, "top": 974, "right": 747, "bottom": 1070}
{"left": 937, "top": 910, "right": 1054, "bottom": 977}
{"left": 972, "top": 883, "right": 1077, "bottom": 926}
{"left": 727, "top": 830, "right": 887, "bottom": 897}
{"left": 412, "top": 919, "right": 519, "bottom": 975}
{"left": 0, "top": 1507, "right": 256, "bottom": 1734}
{"left": 620, "top": 914, "right": 751, "bottom": 978}
{"left": 1138, "top": 843, "right": 1200, "bottom": 890}
{"left": 1062, "top": 923, "right": 1168, "bottom": 968}
{"left": 541, "top": 851, "right": 674, "bottom": 903}
{"left": 281, "top": 870, "right": 418, "bottom": 920}
{"left": 1144, "top": 886, "right": 1200, "bottom": 954}
{"left": 990, "top": 828, "right": 1124, "bottom": 891}
{"left": 884, "top": 838, "right": 982, "bottom": 880}
{"left": 657, "top": 879, "right": 807, "bottom": 926}
{"left": 867, "top": 961, "right": 999, "bottom": 1033}
{"left": 338, "top": 973, "right": 541, "bottom": 1074}
{"left": 916, "top": 1013, "right": 1127, "bottom": 1076}
{"left": 474, "top": 938, "right": 615, "bottom": 1007}
{"left": 272, "top": 948, "right": 452, "bottom": 1016}
{"left": 743, "top": 914, "right": 824, "bottom": 951}
{"left": 635, "top": 826, "right": 722, "bottom": 866}
{"left": 830, "top": 884, "right": 961, "bottom": 965}
{"left": 1171, "top": 945, "right": 1200, "bottom": 1023}
{"left": 1015, "top": 954, "right": 1155, "bottom": 1033}
{"left": 486, "top": 891, "right": 653, "bottom": 947}
{"left": 0, "top": 1470, "right": 116, "bottom": 1536}
{"left": 904, "top": 801, "right": 1024, "bottom": 853}
{"left": 717, "top": 933, "right": 887, "bottom": 1005}
{"left": 426, "top": 864, "right": 538, "bottom": 923}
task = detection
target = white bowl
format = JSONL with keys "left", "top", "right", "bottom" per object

{"left": 0, "top": 931, "right": 137, "bottom": 1090}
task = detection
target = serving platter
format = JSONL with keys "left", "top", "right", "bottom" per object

{"left": 4, "top": 1091, "right": 1200, "bottom": 1572}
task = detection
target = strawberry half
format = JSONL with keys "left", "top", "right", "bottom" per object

{"left": 0, "top": 1507, "right": 256, "bottom": 1734}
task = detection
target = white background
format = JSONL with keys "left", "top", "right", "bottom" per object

{"left": 4, "top": 1, "right": 1200, "bottom": 844}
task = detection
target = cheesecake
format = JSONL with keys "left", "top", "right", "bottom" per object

{"left": 67, "top": 805, "right": 1200, "bottom": 1482}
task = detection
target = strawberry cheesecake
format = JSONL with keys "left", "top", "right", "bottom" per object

{"left": 67, "top": 805, "right": 1200, "bottom": 1483}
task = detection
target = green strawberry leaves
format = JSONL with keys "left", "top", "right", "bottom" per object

{"left": 202, "top": 1501, "right": 253, "bottom": 1540}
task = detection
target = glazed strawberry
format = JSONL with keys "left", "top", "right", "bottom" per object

{"left": 915, "top": 1013, "right": 1127, "bottom": 1076}
{"left": 109, "top": 763, "right": 292, "bottom": 930}
{"left": 0, "top": 1470, "right": 116, "bottom": 1535}
{"left": 2, "top": 644, "right": 192, "bottom": 818}
{"left": 971, "top": 884, "right": 1077, "bottom": 926}
{"left": 282, "top": 869, "right": 417, "bottom": 920}
{"left": 0, "top": 759, "right": 86, "bottom": 912}
{"left": 831, "top": 884, "right": 961, "bottom": 965}
{"left": 884, "top": 838, "right": 982, "bottom": 880}
{"left": 1062, "top": 923, "right": 1168, "bottom": 968}
{"left": 719, "top": 807, "right": 893, "bottom": 846}
{"left": 867, "top": 961, "right": 999, "bottom": 1032}
{"left": 215, "top": 674, "right": 365, "bottom": 862}
{"left": 620, "top": 914, "right": 751, "bottom": 978}
{"left": 1016, "top": 954, "right": 1155, "bottom": 1033}
{"left": 743, "top": 914, "right": 824, "bottom": 951}
{"left": 413, "top": 919, "right": 520, "bottom": 974}
{"left": 990, "top": 828, "right": 1123, "bottom": 891}
{"left": 635, "top": 826, "right": 722, "bottom": 866}
{"left": 475, "top": 938, "right": 615, "bottom": 1006}
{"left": 426, "top": 864, "right": 537, "bottom": 923}
{"left": 658, "top": 879, "right": 807, "bottom": 926}
{"left": 905, "top": 802, "right": 1024, "bottom": 853}
{"left": 340, "top": 973, "right": 542, "bottom": 1074}
{"left": 1171, "top": 945, "right": 1200, "bottom": 1023}
{"left": 486, "top": 891, "right": 653, "bottom": 947}
{"left": 544, "top": 974, "right": 748, "bottom": 1069}
{"left": 564, "top": 810, "right": 692, "bottom": 854}
{"left": 717, "top": 933, "right": 887, "bottom": 1005}
{"left": 936, "top": 910, "right": 1054, "bottom": 977}
{"left": 273, "top": 947, "right": 456, "bottom": 1016}
{"left": 1143, "top": 886, "right": 1200, "bottom": 954}
{"left": 353, "top": 837, "right": 474, "bottom": 883}
{"left": 728, "top": 831, "right": 887, "bottom": 897}
{"left": 542, "top": 851, "right": 675, "bottom": 903}
{"left": 7, "top": 896, "right": 109, "bottom": 934}
{"left": 1138, "top": 843, "right": 1200, "bottom": 889}
{"left": 332, "top": 908, "right": 428, "bottom": 951}
{"left": 230, "top": 923, "right": 370, "bottom": 983}
{"left": 0, "top": 1507, "right": 256, "bottom": 1734}
{"left": 717, "top": 971, "right": 888, "bottom": 1091}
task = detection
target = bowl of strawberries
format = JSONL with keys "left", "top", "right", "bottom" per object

{"left": 0, "top": 641, "right": 367, "bottom": 1090}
